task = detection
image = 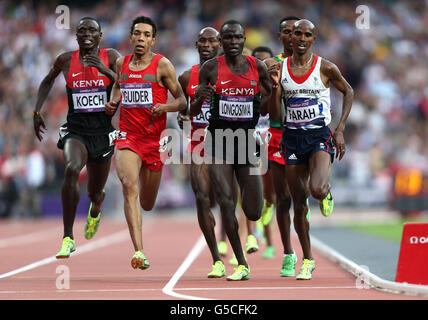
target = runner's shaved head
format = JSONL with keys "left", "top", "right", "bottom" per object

{"left": 199, "top": 27, "right": 219, "bottom": 37}
{"left": 293, "top": 19, "right": 316, "bottom": 33}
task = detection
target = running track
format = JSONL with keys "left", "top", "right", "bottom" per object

{"left": 0, "top": 213, "right": 425, "bottom": 301}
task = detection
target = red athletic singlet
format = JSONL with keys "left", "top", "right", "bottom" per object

{"left": 115, "top": 54, "right": 168, "bottom": 171}
{"left": 209, "top": 55, "right": 261, "bottom": 131}
{"left": 65, "top": 49, "right": 113, "bottom": 134}
{"left": 117, "top": 53, "right": 168, "bottom": 137}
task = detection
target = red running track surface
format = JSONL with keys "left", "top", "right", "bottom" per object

{"left": 0, "top": 213, "right": 425, "bottom": 301}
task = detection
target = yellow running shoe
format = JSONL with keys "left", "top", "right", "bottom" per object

{"left": 218, "top": 241, "right": 228, "bottom": 257}
{"left": 319, "top": 191, "right": 334, "bottom": 217}
{"left": 229, "top": 251, "right": 246, "bottom": 266}
{"left": 207, "top": 261, "right": 226, "bottom": 278}
{"left": 261, "top": 199, "right": 274, "bottom": 226}
{"left": 229, "top": 254, "right": 238, "bottom": 266}
{"left": 84, "top": 203, "right": 101, "bottom": 240}
{"left": 296, "top": 259, "right": 315, "bottom": 280}
{"left": 226, "top": 265, "right": 250, "bottom": 281}
{"left": 131, "top": 251, "right": 150, "bottom": 270}
{"left": 56, "top": 237, "right": 76, "bottom": 259}
{"left": 246, "top": 234, "right": 259, "bottom": 254}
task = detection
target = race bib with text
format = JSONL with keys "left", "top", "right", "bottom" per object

{"left": 120, "top": 83, "right": 153, "bottom": 109}
{"left": 72, "top": 87, "right": 108, "bottom": 113}
{"left": 219, "top": 95, "right": 253, "bottom": 121}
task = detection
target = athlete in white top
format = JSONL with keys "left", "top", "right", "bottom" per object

{"left": 268, "top": 19, "right": 353, "bottom": 280}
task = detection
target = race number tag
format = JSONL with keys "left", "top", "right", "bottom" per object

{"left": 72, "top": 87, "right": 108, "bottom": 113}
{"left": 286, "top": 98, "right": 320, "bottom": 126}
{"left": 219, "top": 95, "right": 253, "bottom": 121}
{"left": 120, "top": 83, "right": 153, "bottom": 109}
{"left": 192, "top": 101, "right": 211, "bottom": 127}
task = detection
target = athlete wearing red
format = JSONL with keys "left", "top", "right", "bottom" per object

{"left": 177, "top": 27, "right": 226, "bottom": 278}
{"left": 192, "top": 20, "right": 272, "bottom": 280}
{"left": 60, "top": 48, "right": 115, "bottom": 149}
{"left": 106, "top": 16, "right": 186, "bottom": 270}
{"left": 114, "top": 53, "right": 168, "bottom": 171}
{"left": 33, "top": 17, "right": 121, "bottom": 258}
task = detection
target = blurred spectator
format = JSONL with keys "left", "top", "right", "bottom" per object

{"left": 0, "top": 0, "right": 426, "bottom": 214}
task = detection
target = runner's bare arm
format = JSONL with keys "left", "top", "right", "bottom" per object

{"left": 105, "top": 56, "right": 124, "bottom": 115}
{"left": 263, "top": 58, "right": 285, "bottom": 126}
{"left": 190, "top": 59, "right": 216, "bottom": 117}
{"left": 256, "top": 59, "right": 272, "bottom": 116}
{"left": 177, "top": 70, "right": 191, "bottom": 128}
{"left": 151, "top": 57, "right": 186, "bottom": 116}
{"left": 267, "top": 62, "right": 283, "bottom": 121}
{"left": 321, "top": 59, "right": 354, "bottom": 161}
{"left": 33, "top": 52, "right": 70, "bottom": 141}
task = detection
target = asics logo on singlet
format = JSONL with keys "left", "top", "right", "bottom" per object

{"left": 221, "top": 80, "right": 232, "bottom": 84}
{"left": 72, "top": 79, "right": 105, "bottom": 88}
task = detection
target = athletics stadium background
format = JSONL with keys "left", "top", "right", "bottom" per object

{"left": 0, "top": 0, "right": 426, "bottom": 225}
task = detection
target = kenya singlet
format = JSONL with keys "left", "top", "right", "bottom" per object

{"left": 208, "top": 55, "right": 261, "bottom": 131}
{"left": 117, "top": 54, "right": 168, "bottom": 137}
{"left": 65, "top": 49, "right": 113, "bottom": 134}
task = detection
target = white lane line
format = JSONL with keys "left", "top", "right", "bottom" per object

{"left": 311, "top": 235, "right": 428, "bottom": 297}
{"left": 0, "top": 286, "right": 356, "bottom": 295}
{"left": 0, "top": 288, "right": 160, "bottom": 294}
{"left": 162, "top": 234, "right": 209, "bottom": 300}
{"left": 0, "top": 229, "right": 129, "bottom": 279}
{"left": 175, "top": 286, "right": 357, "bottom": 291}
{"left": 0, "top": 227, "right": 60, "bottom": 249}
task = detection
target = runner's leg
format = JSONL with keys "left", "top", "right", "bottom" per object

{"left": 61, "top": 138, "right": 87, "bottom": 239}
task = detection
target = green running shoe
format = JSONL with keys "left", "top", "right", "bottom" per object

{"left": 261, "top": 199, "right": 274, "bottom": 226}
{"left": 56, "top": 237, "right": 76, "bottom": 259}
{"left": 84, "top": 203, "right": 101, "bottom": 240}
{"left": 280, "top": 252, "right": 297, "bottom": 277}
{"left": 226, "top": 265, "right": 250, "bottom": 281}
{"left": 131, "top": 251, "right": 150, "bottom": 270}
{"left": 262, "top": 245, "right": 275, "bottom": 259}
{"left": 296, "top": 259, "right": 316, "bottom": 280}
{"left": 306, "top": 198, "right": 311, "bottom": 221}
{"left": 319, "top": 191, "right": 334, "bottom": 217}
{"left": 207, "top": 261, "right": 226, "bottom": 278}
{"left": 218, "top": 241, "right": 228, "bottom": 257}
{"left": 246, "top": 234, "right": 259, "bottom": 254}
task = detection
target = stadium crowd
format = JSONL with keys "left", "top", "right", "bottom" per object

{"left": 0, "top": 0, "right": 426, "bottom": 217}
